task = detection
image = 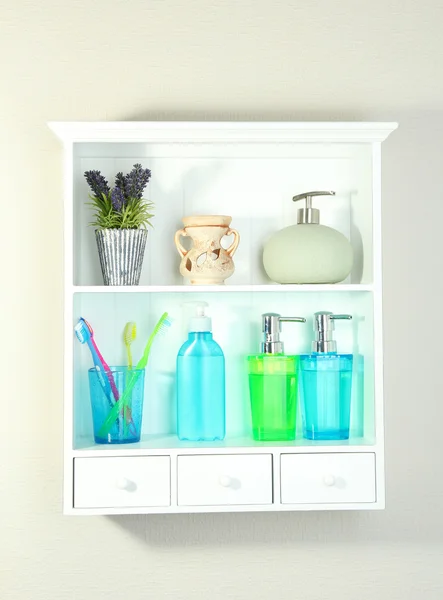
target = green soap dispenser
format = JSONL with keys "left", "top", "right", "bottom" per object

{"left": 247, "top": 312, "right": 305, "bottom": 441}
{"left": 262, "top": 191, "right": 353, "bottom": 284}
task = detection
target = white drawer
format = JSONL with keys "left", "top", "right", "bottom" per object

{"left": 178, "top": 454, "right": 273, "bottom": 506}
{"left": 280, "top": 453, "right": 376, "bottom": 504}
{"left": 74, "top": 456, "right": 170, "bottom": 508}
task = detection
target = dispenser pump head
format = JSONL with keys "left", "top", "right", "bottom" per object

{"left": 312, "top": 311, "right": 352, "bottom": 353}
{"left": 184, "top": 301, "right": 212, "bottom": 332}
{"left": 292, "top": 190, "right": 336, "bottom": 224}
{"left": 261, "top": 312, "right": 305, "bottom": 354}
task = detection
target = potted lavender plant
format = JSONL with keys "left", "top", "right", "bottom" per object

{"left": 84, "top": 164, "right": 153, "bottom": 285}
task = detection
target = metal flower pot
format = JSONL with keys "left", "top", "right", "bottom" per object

{"left": 95, "top": 229, "right": 148, "bottom": 286}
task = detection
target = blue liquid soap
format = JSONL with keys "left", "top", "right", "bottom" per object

{"left": 177, "top": 302, "right": 226, "bottom": 441}
{"left": 299, "top": 311, "right": 354, "bottom": 441}
{"left": 299, "top": 353, "right": 353, "bottom": 440}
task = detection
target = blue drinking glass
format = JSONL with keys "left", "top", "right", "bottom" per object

{"left": 88, "top": 366, "right": 145, "bottom": 444}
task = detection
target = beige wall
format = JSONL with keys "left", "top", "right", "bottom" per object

{"left": 1, "top": 1, "right": 442, "bottom": 598}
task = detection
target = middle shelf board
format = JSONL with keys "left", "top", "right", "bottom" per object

{"left": 72, "top": 284, "right": 375, "bottom": 294}
{"left": 73, "top": 434, "right": 377, "bottom": 456}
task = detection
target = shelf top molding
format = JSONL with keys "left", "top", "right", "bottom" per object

{"left": 48, "top": 121, "right": 398, "bottom": 144}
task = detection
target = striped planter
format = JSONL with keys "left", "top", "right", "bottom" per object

{"left": 95, "top": 229, "right": 148, "bottom": 286}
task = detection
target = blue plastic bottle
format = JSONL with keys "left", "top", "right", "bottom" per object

{"left": 177, "top": 302, "right": 226, "bottom": 441}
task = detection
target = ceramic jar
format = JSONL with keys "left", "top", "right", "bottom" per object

{"left": 174, "top": 215, "right": 240, "bottom": 285}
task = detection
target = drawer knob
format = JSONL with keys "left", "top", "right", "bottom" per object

{"left": 323, "top": 474, "right": 336, "bottom": 487}
{"left": 115, "top": 476, "right": 131, "bottom": 490}
{"left": 218, "top": 475, "right": 232, "bottom": 488}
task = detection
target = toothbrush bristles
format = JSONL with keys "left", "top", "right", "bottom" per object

{"left": 123, "top": 321, "right": 137, "bottom": 345}
{"left": 74, "top": 319, "right": 89, "bottom": 343}
{"left": 159, "top": 317, "right": 174, "bottom": 332}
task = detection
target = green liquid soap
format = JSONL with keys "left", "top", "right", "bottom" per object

{"left": 248, "top": 355, "right": 298, "bottom": 442}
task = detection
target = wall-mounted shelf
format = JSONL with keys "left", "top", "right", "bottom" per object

{"left": 50, "top": 120, "right": 397, "bottom": 516}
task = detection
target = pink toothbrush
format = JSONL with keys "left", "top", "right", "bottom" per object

{"left": 82, "top": 319, "right": 120, "bottom": 400}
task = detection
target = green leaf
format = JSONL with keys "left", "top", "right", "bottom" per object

{"left": 86, "top": 191, "right": 155, "bottom": 229}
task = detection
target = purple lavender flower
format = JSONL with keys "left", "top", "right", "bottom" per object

{"left": 84, "top": 170, "right": 110, "bottom": 198}
{"left": 111, "top": 186, "right": 125, "bottom": 212}
{"left": 124, "top": 164, "right": 151, "bottom": 200}
{"left": 114, "top": 172, "right": 126, "bottom": 192}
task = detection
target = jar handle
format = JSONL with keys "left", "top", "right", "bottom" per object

{"left": 225, "top": 228, "right": 240, "bottom": 257}
{"left": 174, "top": 228, "right": 188, "bottom": 257}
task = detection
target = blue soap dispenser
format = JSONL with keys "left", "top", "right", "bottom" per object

{"left": 299, "top": 311, "right": 353, "bottom": 440}
{"left": 177, "top": 301, "right": 226, "bottom": 441}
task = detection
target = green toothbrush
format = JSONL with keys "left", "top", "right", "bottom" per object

{"left": 98, "top": 312, "right": 173, "bottom": 438}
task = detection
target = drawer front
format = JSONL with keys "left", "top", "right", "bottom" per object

{"left": 178, "top": 454, "right": 273, "bottom": 506}
{"left": 280, "top": 453, "right": 376, "bottom": 504}
{"left": 74, "top": 456, "right": 170, "bottom": 508}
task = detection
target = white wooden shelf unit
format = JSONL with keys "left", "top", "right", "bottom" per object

{"left": 50, "top": 121, "right": 397, "bottom": 515}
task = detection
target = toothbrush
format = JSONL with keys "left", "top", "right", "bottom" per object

{"left": 98, "top": 312, "right": 173, "bottom": 438}
{"left": 122, "top": 321, "right": 137, "bottom": 436}
{"left": 74, "top": 318, "right": 112, "bottom": 401}
{"left": 80, "top": 318, "right": 120, "bottom": 402}
{"left": 123, "top": 322, "right": 137, "bottom": 369}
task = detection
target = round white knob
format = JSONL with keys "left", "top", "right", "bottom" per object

{"left": 218, "top": 475, "right": 232, "bottom": 488}
{"left": 115, "top": 476, "right": 131, "bottom": 490}
{"left": 323, "top": 474, "right": 336, "bottom": 487}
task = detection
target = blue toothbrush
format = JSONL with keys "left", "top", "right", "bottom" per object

{"left": 74, "top": 318, "right": 112, "bottom": 403}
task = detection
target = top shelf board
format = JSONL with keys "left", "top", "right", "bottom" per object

{"left": 48, "top": 121, "right": 398, "bottom": 144}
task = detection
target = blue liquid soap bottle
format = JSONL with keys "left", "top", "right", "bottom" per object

{"left": 177, "top": 301, "right": 226, "bottom": 441}
{"left": 299, "top": 311, "right": 353, "bottom": 440}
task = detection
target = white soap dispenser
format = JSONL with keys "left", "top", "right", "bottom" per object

{"left": 262, "top": 190, "right": 353, "bottom": 284}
